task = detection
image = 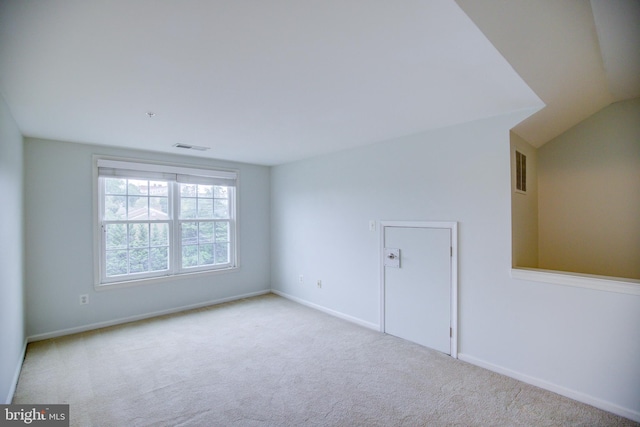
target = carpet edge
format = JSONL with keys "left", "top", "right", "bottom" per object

{"left": 458, "top": 353, "right": 640, "bottom": 423}
{"left": 26, "top": 289, "right": 272, "bottom": 343}
{"left": 272, "top": 289, "right": 379, "bottom": 331}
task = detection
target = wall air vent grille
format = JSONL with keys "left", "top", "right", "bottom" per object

{"left": 515, "top": 150, "right": 527, "bottom": 193}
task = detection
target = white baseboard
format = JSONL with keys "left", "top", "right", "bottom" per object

{"left": 5, "top": 339, "right": 27, "bottom": 404}
{"left": 271, "top": 289, "right": 379, "bottom": 331}
{"left": 458, "top": 353, "right": 640, "bottom": 423}
{"left": 27, "top": 289, "right": 271, "bottom": 343}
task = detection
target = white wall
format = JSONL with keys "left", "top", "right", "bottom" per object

{"left": 538, "top": 98, "right": 640, "bottom": 279}
{"left": 271, "top": 110, "right": 640, "bottom": 420}
{"left": 24, "top": 138, "right": 271, "bottom": 337}
{"left": 0, "top": 94, "right": 25, "bottom": 403}
{"left": 510, "top": 131, "right": 538, "bottom": 268}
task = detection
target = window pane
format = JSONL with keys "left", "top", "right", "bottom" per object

{"left": 106, "top": 250, "right": 128, "bottom": 276}
{"left": 105, "top": 196, "right": 126, "bottom": 220}
{"left": 149, "top": 197, "right": 169, "bottom": 219}
{"left": 105, "top": 178, "right": 126, "bottom": 195}
{"left": 129, "top": 223, "right": 149, "bottom": 248}
{"left": 214, "top": 186, "right": 228, "bottom": 198}
{"left": 100, "top": 168, "right": 235, "bottom": 283}
{"left": 198, "top": 184, "right": 213, "bottom": 197}
{"left": 199, "top": 222, "right": 214, "bottom": 243}
{"left": 150, "top": 247, "right": 168, "bottom": 271}
{"left": 197, "top": 199, "right": 214, "bottom": 218}
{"left": 150, "top": 223, "right": 169, "bottom": 246}
{"left": 214, "top": 199, "right": 229, "bottom": 219}
{"left": 128, "top": 196, "right": 149, "bottom": 220}
{"left": 128, "top": 179, "right": 148, "bottom": 195}
{"left": 180, "top": 198, "right": 197, "bottom": 219}
{"left": 199, "top": 244, "right": 214, "bottom": 265}
{"left": 105, "top": 224, "right": 127, "bottom": 249}
{"left": 214, "top": 222, "right": 228, "bottom": 242}
{"left": 180, "top": 184, "right": 197, "bottom": 197}
{"left": 215, "top": 243, "right": 229, "bottom": 264}
{"left": 181, "top": 222, "right": 198, "bottom": 245}
{"left": 182, "top": 245, "right": 198, "bottom": 268}
{"left": 149, "top": 181, "right": 168, "bottom": 196}
{"left": 129, "top": 248, "right": 149, "bottom": 273}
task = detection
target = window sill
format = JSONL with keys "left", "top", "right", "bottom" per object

{"left": 511, "top": 267, "right": 640, "bottom": 295}
{"left": 94, "top": 266, "right": 239, "bottom": 291}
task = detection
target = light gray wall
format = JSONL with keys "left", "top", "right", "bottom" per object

{"left": 510, "top": 131, "right": 539, "bottom": 268}
{"left": 271, "top": 110, "right": 640, "bottom": 417}
{"left": 538, "top": 98, "right": 640, "bottom": 279}
{"left": 24, "top": 138, "right": 271, "bottom": 337}
{"left": 0, "top": 95, "right": 25, "bottom": 403}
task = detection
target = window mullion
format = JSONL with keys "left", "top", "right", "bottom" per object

{"left": 171, "top": 181, "right": 181, "bottom": 274}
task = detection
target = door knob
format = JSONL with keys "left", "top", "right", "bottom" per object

{"left": 384, "top": 248, "right": 400, "bottom": 268}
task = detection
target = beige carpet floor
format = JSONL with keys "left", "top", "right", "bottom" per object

{"left": 13, "top": 293, "right": 637, "bottom": 426}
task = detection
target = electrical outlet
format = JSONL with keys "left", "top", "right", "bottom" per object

{"left": 298, "top": 275, "right": 304, "bottom": 284}
{"left": 317, "top": 280, "right": 322, "bottom": 288}
{"left": 79, "top": 294, "right": 89, "bottom": 305}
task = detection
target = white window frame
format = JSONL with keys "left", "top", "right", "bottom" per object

{"left": 173, "top": 183, "right": 236, "bottom": 275}
{"left": 93, "top": 156, "right": 239, "bottom": 288}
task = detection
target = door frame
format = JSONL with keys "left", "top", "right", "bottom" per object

{"left": 379, "top": 221, "right": 458, "bottom": 358}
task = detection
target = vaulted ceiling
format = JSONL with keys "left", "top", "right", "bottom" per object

{"left": 456, "top": 0, "right": 640, "bottom": 148}
{"left": 0, "top": 1, "right": 637, "bottom": 165}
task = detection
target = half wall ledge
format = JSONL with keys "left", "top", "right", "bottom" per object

{"left": 511, "top": 268, "right": 640, "bottom": 296}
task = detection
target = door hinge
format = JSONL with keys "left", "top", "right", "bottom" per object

{"left": 450, "top": 327, "right": 452, "bottom": 337}
{"left": 450, "top": 246, "right": 453, "bottom": 257}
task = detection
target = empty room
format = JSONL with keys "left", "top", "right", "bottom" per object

{"left": 1, "top": 0, "right": 639, "bottom": 425}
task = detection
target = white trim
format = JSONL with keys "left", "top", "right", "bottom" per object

{"left": 4, "top": 339, "right": 27, "bottom": 404}
{"left": 379, "top": 221, "right": 458, "bottom": 358}
{"left": 93, "top": 158, "right": 101, "bottom": 287}
{"left": 271, "top": 289, "right": 379, "bottom": 331}
{"left": 450, "top": 223, "right": 458, "bottom": 357}
{"left": 458, "top": 353, "right": 640, "bottom": 423}
{"left": 27, "top": 290, "right": 270, "bottom": 342}
{"left": 511, "top": 268, "right": 640, "bottom": 295}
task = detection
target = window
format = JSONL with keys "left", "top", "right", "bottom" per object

{"left": 96, "top": 158, "right": 237, "bottom": 285}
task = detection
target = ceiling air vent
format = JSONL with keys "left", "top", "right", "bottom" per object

{"left": 173, "top": 143, "right": 210, "bottom": 152}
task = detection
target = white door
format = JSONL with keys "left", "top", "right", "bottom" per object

{"left": 383, "top": 225, "right": 452, "bottom": 354}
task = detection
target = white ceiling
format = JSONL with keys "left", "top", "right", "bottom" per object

{"left": 0, "top": 1, "right": 637, "bottom": 165}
